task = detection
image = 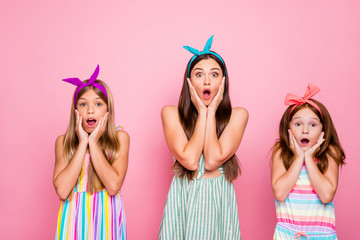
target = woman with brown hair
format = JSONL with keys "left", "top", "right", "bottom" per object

{"left": 158, "top": 36, "right": 248, "bottom": 239}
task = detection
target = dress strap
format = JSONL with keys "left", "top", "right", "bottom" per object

{"left": 196, "top": 154, "right": 206, "bottom": 179}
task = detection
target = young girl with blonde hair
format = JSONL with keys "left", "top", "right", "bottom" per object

{"left": 53, "top": 65, "right": 129, "bottom": 239}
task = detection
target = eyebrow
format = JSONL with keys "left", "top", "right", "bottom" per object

{"left": 193, "top": 67, "right": 221, "bottom": 71}
{"left": 78, "top": 97, "right": 101, "bottom": 101}
{"left": 292, "top": 117, "right": 320, "bottom": 121}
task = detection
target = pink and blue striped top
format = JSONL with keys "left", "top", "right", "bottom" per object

{"left": 274, "top": 164, "right": 337, "bottom": 240}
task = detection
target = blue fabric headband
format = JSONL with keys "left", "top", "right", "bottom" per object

{"left": 183, "top": 35, "right": 225, "bottom": 77}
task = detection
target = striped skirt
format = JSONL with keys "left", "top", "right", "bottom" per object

{"left": 158, "top": 175, "right": 241, "bottom": 240}
{"left": 55, "top": 190, "right": 126, "bottom": 240}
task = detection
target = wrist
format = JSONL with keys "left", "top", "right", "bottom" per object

{"left": 78, "top": 140, "right": 88, "bottom": 148}
{"left": 198, "top": 108, "right": 208, "bottom": 116}
{"left": 304, "top": 153, "right": 315, "bottom": 162}
{"left": 293, "top": 154, "right": 305, "bottom": 163}
{"left": 207, "top": 108, "right": 217, "bottom": 115}
{"left": 88, "top": 138, "right": 99, "bottom": 146}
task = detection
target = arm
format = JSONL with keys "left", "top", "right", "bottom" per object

{"left": 53, "top": 135, "right": 88, "bottom": 200}
{"left": 271, "top": 130, "right": 306, "bottom": 201}
{"left": 53, "top": 111, "right": 89, "bottom": 200}
{"left": 203, "top": 107, "right": 248, "bottom": 170}
{"left": 305, "top": 146, "right": 339, "bottom": 204}
{"left": 89, "top": 130, "right": 129, "bottom": 196}
{"left": 271, "top": 148, "right": 304, "bottom": 202}
{"left": 161, "top": 105, "right": 206, "bottom": 171}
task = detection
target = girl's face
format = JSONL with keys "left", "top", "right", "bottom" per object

{"left": 289, "top": 107, "right": 323, "bottom": 151}
{"left": 76, "top": 89, "right": 108, "bottom": 133}
{"left": 189, "top": 58, "right": 224, "bottom": 106}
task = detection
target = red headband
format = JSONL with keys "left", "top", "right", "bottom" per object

{"left": 284, "top": 83, "right": 323, "bottom": 118}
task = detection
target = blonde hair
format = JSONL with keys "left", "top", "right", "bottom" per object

{"left": 63, "top": 79, "right": 120, "bottom": 196}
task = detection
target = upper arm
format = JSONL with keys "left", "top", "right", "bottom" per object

{"left": 53, "top": 135, "right": 66, "bottom": 182}
{"left": 271, "top": 147, "right": 286, "bottom": 187}
{"left": 111, "top": 130, "right": 130, "bottom": 178}
{"left": 161, "top": 105, "right": 191, "bottom": 161}
{"left": 217, "top": 107, "right": 248, "bottom": 161}
{"left": 323, "top": 151, "right": 340, "bottom": 191}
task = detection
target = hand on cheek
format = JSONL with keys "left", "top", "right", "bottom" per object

{"left": 187, "top": 78, "right": 207, "bottom": 113}
{"left": 208, "top": 77, "right": 225, "bottom": 112}
{"left": 89, "top": 112, "right": 109, "bottom": 143}
{"left": 288, "top": 129, "right": 304, "bottom": 160}
{"left": 75, "top": 110, "right": 89, "bottom": 144}
{"left": 305, "top": 131, "right": 325, "bottom": 159}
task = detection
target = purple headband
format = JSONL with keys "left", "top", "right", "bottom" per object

{"left": 62, "top": 65, "right": 108, "bottom": 107}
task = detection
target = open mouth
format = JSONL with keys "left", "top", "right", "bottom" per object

{"left": 86, "top": 119, "right": 97, "bottom": 127}
{"left": 300, "top": 138, "right": 310, "bottom": 146}
{"left": 203, "top": 89, "right": 211, "bottom": 100}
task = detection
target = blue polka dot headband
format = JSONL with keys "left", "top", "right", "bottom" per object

{"left": 183, "top": 35, "right": 225, "bottom": 77}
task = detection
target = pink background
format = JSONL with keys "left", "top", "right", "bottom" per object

{"left": 1, "top": 1, "right": 359, "bottom": 239}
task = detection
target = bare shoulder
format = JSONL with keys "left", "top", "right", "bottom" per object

{"left": 228, "top": 107, "right": 249, "bottom": 127}
{"left": 55, "top": 135, "right": 65, "bottom": 148}
{"left": 161, "top": 105, "right": 179, "bottom": 122}
{"left": 116, "top": 129, "right": 130, "bottom": 144}
{"left": 271, "top": 144, "right": 282, "bottom": 162}
{"left": 231, "top": 107, "right": 249, "bottom": 120}
{"left": 161, "top": 105, "right": 178, "bottom": 116}
{"left": 271, "top": 144, "right": 286, "bottom": 172}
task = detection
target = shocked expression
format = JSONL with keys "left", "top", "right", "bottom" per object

{"left": 289, "top": 107, "right": 323, "bottom": 151}
{"left": 189, "top": 58, "right": 224, "bottom": 106}
{"left": 76, "top": 89, "right": 108, "bottom": 133}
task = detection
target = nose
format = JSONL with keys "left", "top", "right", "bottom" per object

{"left": 302, "top": 126, "right": 309, "bottom": 134}
{"left": 87, "top": 104, "right": 94, "bottom": 114}
{"left": 204, "top": 74, "right": 210, "bottom": 85}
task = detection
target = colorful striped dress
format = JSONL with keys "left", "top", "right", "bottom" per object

{"left": 158, "top": 154, "right": 241, "bottom": 240}
{"left": 274, "top": 163, "right": 337, "bottom": 240}
{"left": 55, "top": 154, "right": 126, "bottom": 240}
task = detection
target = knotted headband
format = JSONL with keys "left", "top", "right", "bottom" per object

{"left": 62, "top": 65, "right": 108, "bottom": 107}
{"left": 183, "top": 35, "right": 225, "bottom": 77}
{"left": 284, "top": 83, "right": 323, "bottom": 118}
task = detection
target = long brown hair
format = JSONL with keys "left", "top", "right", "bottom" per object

{"left": 63, "top": 79, "right": 120, "bottom": 196}
{"left": 273, "top": 99, "right": 345, "bottom": 173}
{"left": 174, "top": 53, "right": 241, "bottom": 182}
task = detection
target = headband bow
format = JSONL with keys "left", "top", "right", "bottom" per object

{"left": 62, "top": 65, "right": 108, "bottom": 107}
{"left": 284, "top": 83, "right": 323, "bottom": 118}
{"left": 183, "top": 35, "right": 225, "bottom": 77}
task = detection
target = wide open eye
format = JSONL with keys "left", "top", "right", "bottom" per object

{"left": 195, "top": 72, "right": 203, "bottom": 77}
{"left": 212, "top": 72, "right": 219, "bottom": 77}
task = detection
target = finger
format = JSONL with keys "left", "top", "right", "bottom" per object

{"left": 315, "top": 133, "right": 325, "bottom": 148}
{"left": 187, "top": 78, "right": 193, "bottom": 91}
{"left": 288, "top": 129, "right": 294, "bottom": 147}
{"left": 79, "top": 116, "right": 84, "bottom": 130}
{"left": 100, "top": 114, "right": 107, "bottom": 130}
{"left": 187, "top": 78, "right": 195, "bottom": 101}
{"left": 75, "top": 110, "right": 80, "bottom": 126}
